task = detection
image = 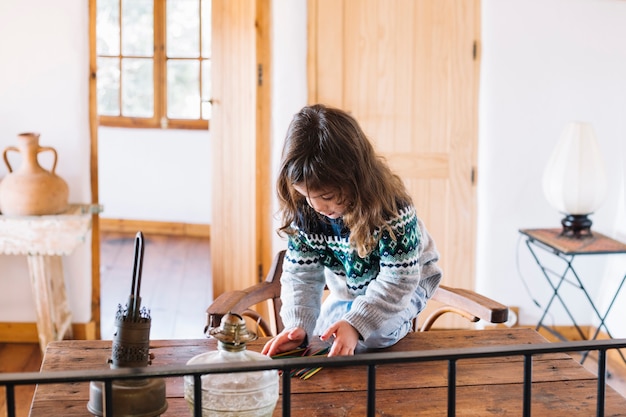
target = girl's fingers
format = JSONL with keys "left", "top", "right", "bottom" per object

{"left": 262, "top": 328, "right": 305, "bottom": 356}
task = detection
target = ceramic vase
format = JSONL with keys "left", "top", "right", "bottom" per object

{"left": 0, "top": 132, "right": 69, "bottom": 216}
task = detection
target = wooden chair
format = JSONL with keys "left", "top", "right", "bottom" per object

{"left": 205, "top": 250, "right": 509, "bottom": 337}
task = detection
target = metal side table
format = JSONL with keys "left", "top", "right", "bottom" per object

{"left": 519, "top": 228, "right": 626, "bottom": 364}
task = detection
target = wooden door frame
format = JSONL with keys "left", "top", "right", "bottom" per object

{"left": 88, "top": 0, "right": 101, "bottom": 340}
{"left": 88, "top": 0, "right": 273, "bottom": 338}
{"left": 256, "top": 0, "right": 273, "bottom": 287}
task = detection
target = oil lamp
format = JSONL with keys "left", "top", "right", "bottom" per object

{"left": 87, "top": 231, "right": 168, "bottom": 416}
{"left": 184, "top": 313, "right": 279, "bottom": 417}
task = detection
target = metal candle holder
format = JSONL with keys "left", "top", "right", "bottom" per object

{"left": 87, "top": 232, "right": 168, "bottom": 417}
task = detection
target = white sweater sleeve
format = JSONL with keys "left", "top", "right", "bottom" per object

{"left": 279, "top": 234, "right": 327, "bottom": 339}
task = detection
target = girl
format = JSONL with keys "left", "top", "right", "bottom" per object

{"left": 262, "top": 104, "right": 442, "bottom": 357}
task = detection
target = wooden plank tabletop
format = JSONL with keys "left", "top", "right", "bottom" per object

{"left": 29, "top": 328, "right": 626, "bottom": 416}
{"left": 519, "top": 228, "right": 626, "bottom": 255}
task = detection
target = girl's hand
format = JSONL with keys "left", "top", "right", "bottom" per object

{"left": 320, "top": 320, "right": 359, "bottom": 356}
{"left": 262, "top": 327, "right": 307, "bottom": 356}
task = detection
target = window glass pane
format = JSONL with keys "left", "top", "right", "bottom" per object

{"left": 96, "top": 0, "right": 211, "bottom": 126}
{"left": 97, "top": 0, "right": 120, "bottom": 55}
{"left": 97, "top": 57, "right": 120, "bottom": 116}
{"left": 201, "top": 0, "right": 211, "bottom": 58}
{"left": 122, "top": 0, "right": 153, "bottom": 57}
{"left": 167, "top": 59, "right": 200, "bottom": 119}
{"left": 122, "top": 58, "right": 153, "bottom": 117}
{"left": 167, "top": 0, "right": 200, "bottom": 58}
{"left": 201, "top": 59, "right": 211, "bottom": 120}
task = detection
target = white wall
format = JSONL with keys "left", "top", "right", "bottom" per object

{"left": 270, "top": 0, "right": 308, "bottom": 254}
{"left": 0, "top": 1, "right": 92, "bottom": 322}
{"left": 99, "top": 127, "right": 211, "bottom": 223}
{"left": 478, "top": 0, "right": 626, "bottom": 332}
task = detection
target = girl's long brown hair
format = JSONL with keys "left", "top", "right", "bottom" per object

{"left": 276, "top": 104, "right": 412, "bottom": 257}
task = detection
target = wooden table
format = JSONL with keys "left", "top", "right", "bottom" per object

{"left": 30, "top": 328, "right": 626, "bottom": 416}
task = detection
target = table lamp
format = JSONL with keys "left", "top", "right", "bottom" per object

{"left": 542, "top": 122, "right": 608, "bottom": 238}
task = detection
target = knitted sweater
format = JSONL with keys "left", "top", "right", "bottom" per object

{"left": 280, "top": 205, "right": 442, "bottom": 342}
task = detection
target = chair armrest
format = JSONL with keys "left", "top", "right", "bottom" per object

{"left": 205, "top": 280, "right": 281, "bottom": 336}
{"left": 205, "top": 251, "right": 286, "bottom": 337}
{"left": 422, "top": 285, "right": 509, "bottom": 331}
{"left": 206, "top": 249, "right": 509, "bottom": 336}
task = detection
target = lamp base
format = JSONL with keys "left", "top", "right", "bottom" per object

{"left": 87, "top": 378, "right": 168, "bottom": 417}
{"left": 560, "top": 214, "right": 593, "bottom": 239}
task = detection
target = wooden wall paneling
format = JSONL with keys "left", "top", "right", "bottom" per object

{"left": 256, "top": 0, "right": 272, "bottom": 283}
{"left": 211, "top": 0, "right": 259, "bottom": 296}
{"left": 427, "top": 0, "right": 480, "bottom": 295}
{"left": 308, "top": 0, "right": 481, "bottom": 328}
{"left": 0, "top": 323, "right": 96, "bottom": 343}
{"left": 307, "top": 0, "right": 345, "bottom": 106}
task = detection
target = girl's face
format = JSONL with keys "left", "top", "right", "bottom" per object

{"left": 293, "top": 183, "right": 348, "bottom": 220}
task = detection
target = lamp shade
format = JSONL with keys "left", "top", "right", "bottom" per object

{"left": 542, "top": 122, "right": 607, "bottom": 215}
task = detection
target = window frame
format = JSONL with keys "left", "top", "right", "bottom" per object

{"left": 94, "top": 0, "right": 210, "bottom": 130}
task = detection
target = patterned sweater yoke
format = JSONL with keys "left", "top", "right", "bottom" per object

{"left": 288, "top": 206, "right": 422, "bottom": 293}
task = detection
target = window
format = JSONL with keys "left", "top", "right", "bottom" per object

{"left": 95, "top": 0, "right": 211, "bottom": 130}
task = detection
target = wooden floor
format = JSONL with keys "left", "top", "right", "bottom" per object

{"left": 2, "top": 232, "right": 626, "bottom": 416}
{"left": 99, "top": 231, "right": 212, "bottom": 340}
{"left": 0, "top": 343, "right": 43, "bottom": 417}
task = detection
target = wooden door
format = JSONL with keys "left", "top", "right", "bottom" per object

{"left": 211, "top": 0, "right": 261, "bottom": 296}
{"left": 308, "top": 1, "right": 480, "bottom": 311}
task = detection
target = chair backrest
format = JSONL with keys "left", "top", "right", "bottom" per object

{"left": 206, "top": 250, "right": 509, "bottom": 336}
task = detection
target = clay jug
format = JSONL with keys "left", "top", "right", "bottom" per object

{"left": 0, "top": 132, "right": 69, "bottom": 216}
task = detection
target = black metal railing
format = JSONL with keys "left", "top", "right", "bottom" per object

{"left": 3, "top": 338, "right": 626, "bottom": 417}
